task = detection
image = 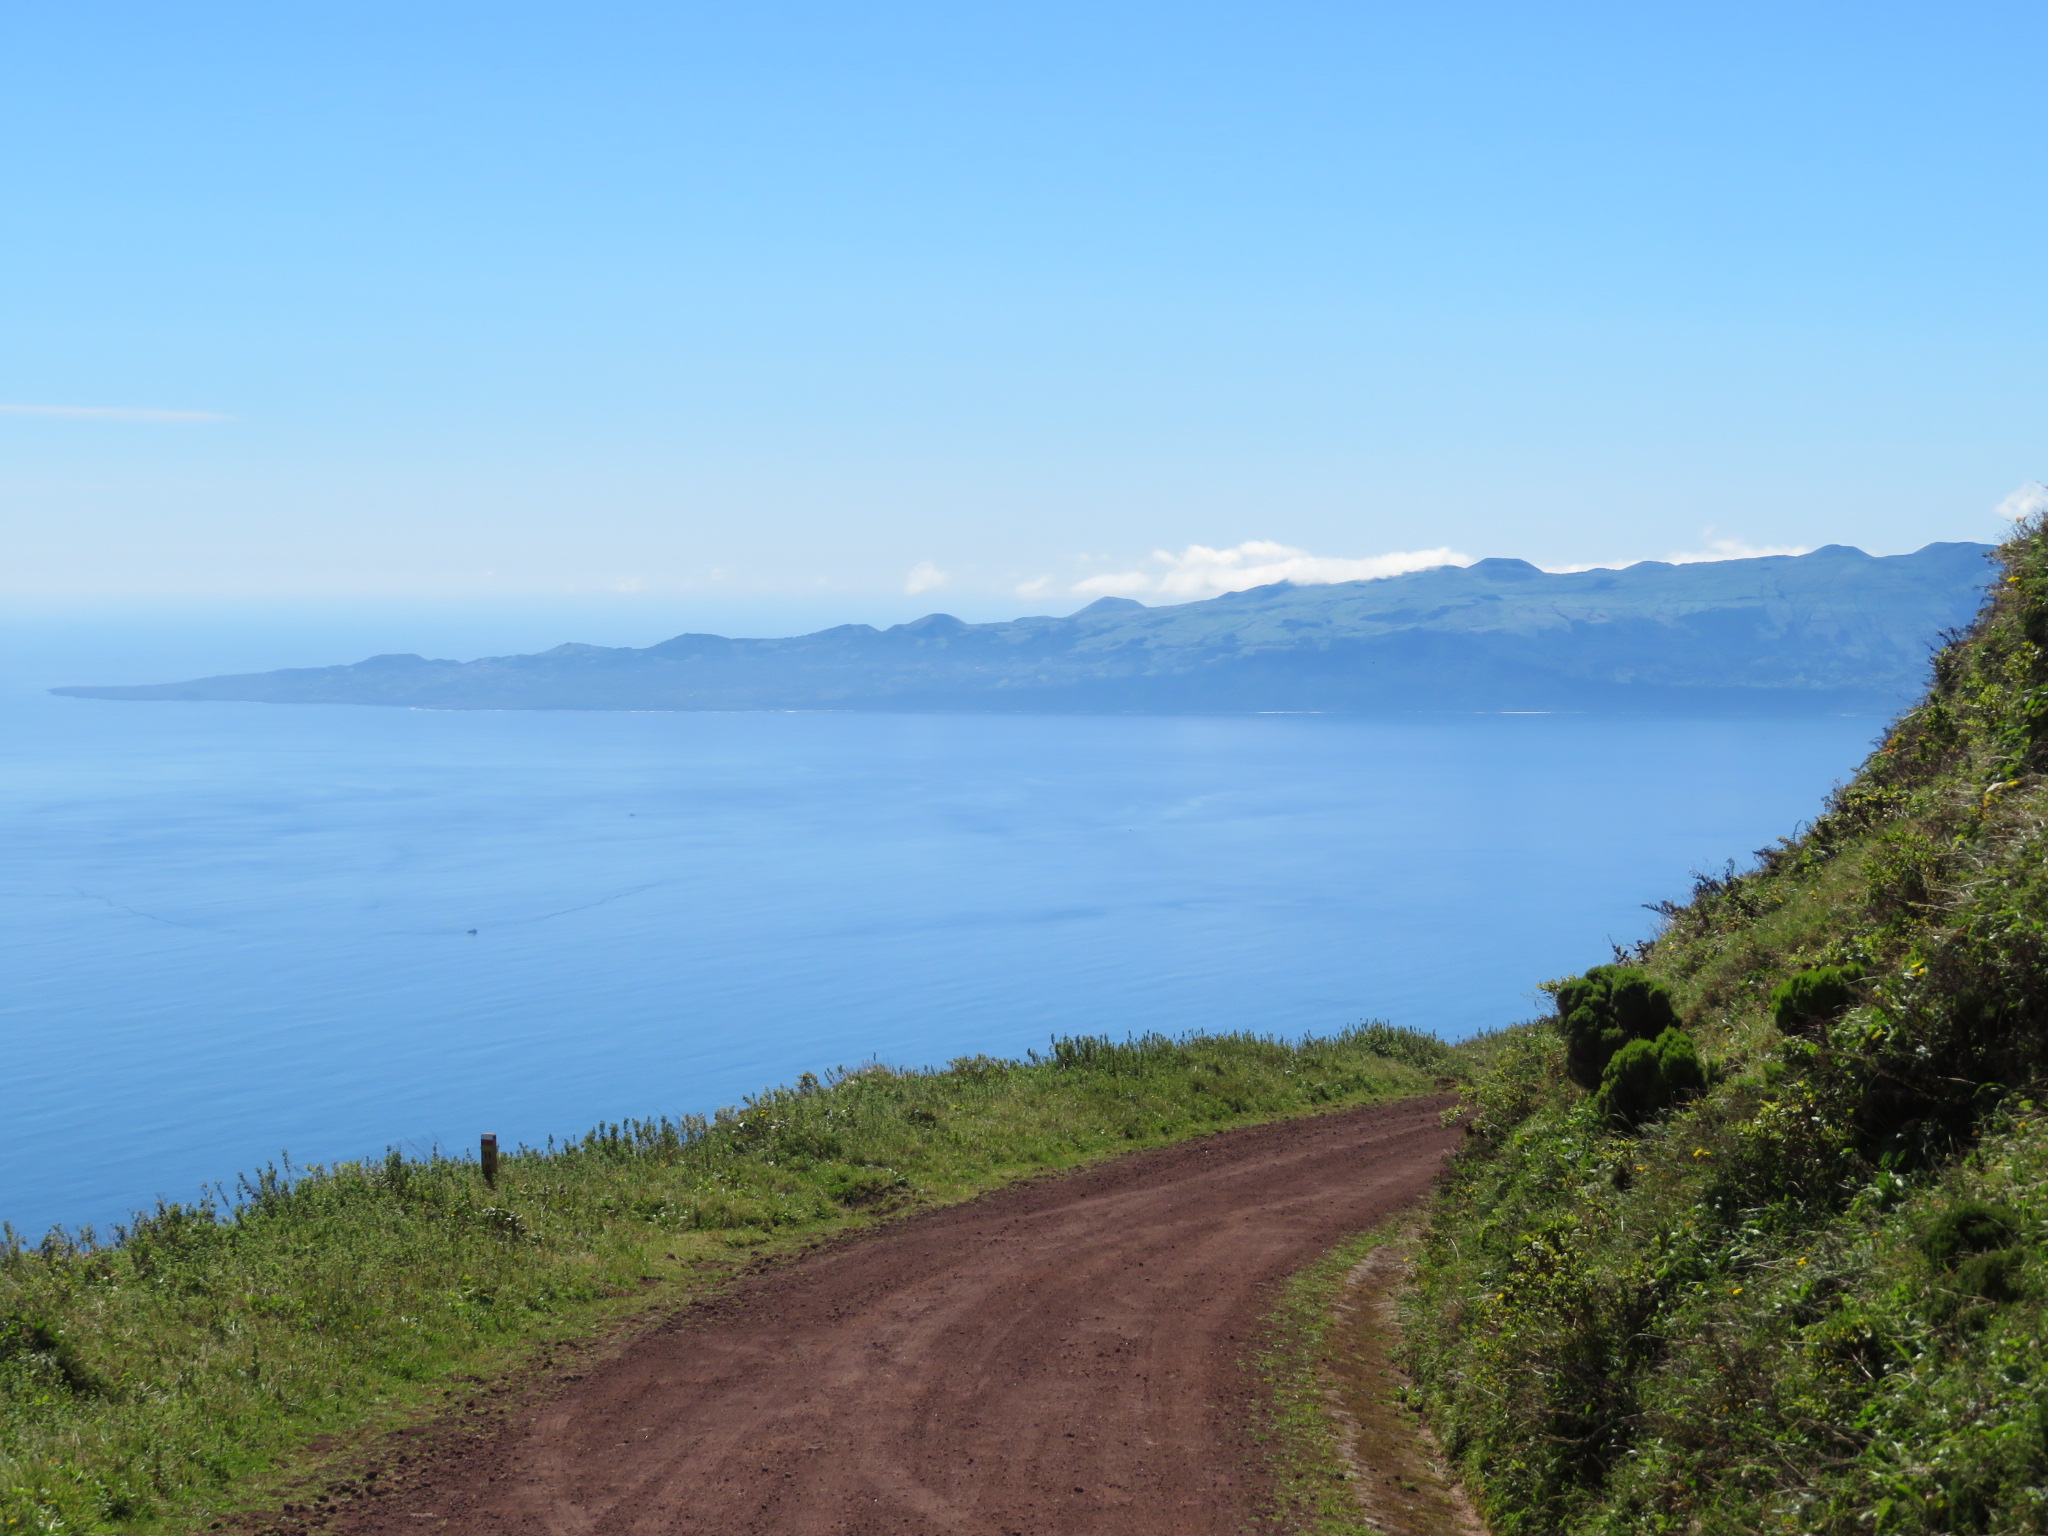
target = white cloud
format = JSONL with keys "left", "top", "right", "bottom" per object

{"left": 1543, "top": 536, "right": 1810, "bottom": 574}
{"left": 1661, "top": 537, "right": 1810, "bottom": 565}
{"left": 904, "top": 561, "right": 950, "bottom": 595}
{"left": 0, "top": 402, "right": 230, "bottom": 422}
{"left": 1014, "top": 575, "right": 1053, "bottom": 599}
{"left": 1071, "top": 541, "right": 1472, "bottom": 600}
{"left": 1996, "top": 481, "right": 2048, "bottom": 522}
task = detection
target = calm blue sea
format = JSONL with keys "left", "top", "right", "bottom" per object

{"left": 1, "top": 616, "right": 1883, "bottom": 1236}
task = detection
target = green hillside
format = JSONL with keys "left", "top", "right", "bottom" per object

{"left": 1405, "top": 520, "right": 2048, "bottom": 1534}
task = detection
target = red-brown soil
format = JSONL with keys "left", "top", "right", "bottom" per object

{"left": 326, "top": 1095, "right": 1458, "bottom": 1536}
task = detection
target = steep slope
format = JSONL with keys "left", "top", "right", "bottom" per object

{"left": 1406, "top": 517, "right": 2048, "bottom": 1534}
{"left": 54, "top": 543, "right": 1988, "bottom": 715}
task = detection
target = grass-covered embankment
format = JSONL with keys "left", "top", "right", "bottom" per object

{"left": 1261, "top": 1218, "right": 1477, "bottom": 1536}
{"left": 1404, "top": 515, "right": 2048, "bottom": 1534}
{"left": 1263, "top": 1225, "right": 1407, "bottom": 1535}
{"left": 0, "top": 1025, "right": 1448, "bottom": 1534}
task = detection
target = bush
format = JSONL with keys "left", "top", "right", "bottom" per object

{"left": 1953, "top": 1247, "right": 2024, "bottom": 1303}
{"left": 1592, "top": 1027, "right": 1705, "bottom": 1128}
{"left": 1770, "top": 964, "right": 1866, "bottom": 1035}
{"left": 0, "top": 1316, "right": 96, "bottom": 1396}
{"left": 1920, "top": 1200, "right": 2020, "bottom": 1267}
{"left": 1554, "top": 966, "right": 1680, "bottom": 1089}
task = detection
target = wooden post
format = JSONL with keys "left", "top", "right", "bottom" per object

{"left": 481, "top": 1133, "right": 499, "bottom": 1188}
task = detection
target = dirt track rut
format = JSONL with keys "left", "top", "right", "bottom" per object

{"left": 332, "top": 1095, "right": 1459, "bottom": 1536}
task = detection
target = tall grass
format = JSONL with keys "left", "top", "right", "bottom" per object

{"left": 0, "top": 1025, "right": 1444, "bottom": 1534}
{"left": 1403, "top": 517, "right": 2048, "bottom": 1533}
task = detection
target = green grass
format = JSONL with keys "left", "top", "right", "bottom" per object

{"left": 1258, "top": 1224, "right": 1405, "bottom": 1535}
{"left": 1404, "top": 516, "right": 2048, "bottom": 1534}
{"left": 0, "top": 1024, "right": 1448, "bottom": 1535}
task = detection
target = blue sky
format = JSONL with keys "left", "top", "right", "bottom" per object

{"left": 5, "top": 1, "right": 2045, "bottom": 629}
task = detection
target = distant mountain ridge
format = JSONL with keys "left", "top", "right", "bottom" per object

{"left": 54, "top": 543, "right": 1994, "bottom": 715}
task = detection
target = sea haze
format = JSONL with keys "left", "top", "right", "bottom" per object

{"left": 2, "top": 654, "right": 1880, "bottom": 1236}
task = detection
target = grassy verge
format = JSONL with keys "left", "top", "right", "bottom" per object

{"left": 1, "top": 1024, "right": 1449, "bottom": 1535}
{"left": 1262, "top": 1215, "right": 1479, "bottom": 1536}
{"left": 1404, "top": 516, "right": 2048, "bottom": 1533}
{"left": 1260, "top": 1225, "right": 1403, "bottom": 1534}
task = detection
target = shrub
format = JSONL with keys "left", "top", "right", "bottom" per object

{"left": 1769, "top": 964, "right": 1866, "bottom": 1035}
{"left": 1953, "top": 1247, "right": 2024, "bottom": 1303}
{"left": 1592, "top": 1027, "right": 1705, "bottom": 1128}
{"left": 1554, "top": 966, "right": 1680, "bottom": 1089}
{"left": 0, "top": 1316, "right": 97, "bottom": 1396}
{"left": 1920, "top": 1200, "right": 2020, "bottom": 1267}
{"left": 1914, "top": 1203, "right": 2027, "bottom": 1323}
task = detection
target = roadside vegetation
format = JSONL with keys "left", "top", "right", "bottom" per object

{"left": 0, "top": 1024, "right": 1448, "bottom": 1534}
{"left": 1406, "top": 515, "right": 2048, "bottom": 1534}
{"left": 1262, "top": 1219, "right": 1480, "bottom": 1536}
{"left": 1263, "top": 1226, "right": 1404, "bottom": 1535}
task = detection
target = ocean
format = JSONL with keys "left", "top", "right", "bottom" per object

{"left": 1, "top": 616, "right": 1882, "bottom": 1236}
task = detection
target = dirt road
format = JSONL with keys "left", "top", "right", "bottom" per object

{"left": 332, "top": 1096, "right": 1459, "bottom": 1536}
